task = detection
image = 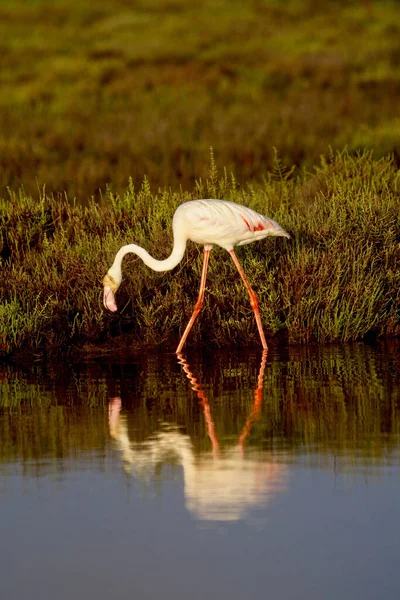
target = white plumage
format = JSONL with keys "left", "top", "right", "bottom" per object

{"left": 103, "top": 199, "right": 290, "bottom": 352}
{"left": 175, "top": 199, "right": 288, "bottom": 248}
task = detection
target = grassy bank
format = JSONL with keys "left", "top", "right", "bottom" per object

{"left": 1, "top": 0, "right": 400, "bottom": 199}
{"left": 0, "top": 151, "right": 399, "bottom": 358}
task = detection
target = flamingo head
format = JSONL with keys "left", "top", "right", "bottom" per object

{"left": 103, "top": 273, "right": 119, "bottom": 312}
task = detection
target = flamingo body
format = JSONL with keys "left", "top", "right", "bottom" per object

{"left": 103, "top": 199, "right": 290, "bottom": 352}
{"left": 175, "top": 199, "right": 288, "bottom": 249}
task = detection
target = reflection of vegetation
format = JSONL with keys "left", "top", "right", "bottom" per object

{"left": 0, "top": 365, "right": 111, "bottom": 468}
{"left": 1, "top": 152, "right": 399, "bottom": 356}
{"left": 0, "top": 343, "right": 399, "bottom": 474}
{"left": 1, "top": 1, "right": 400, "bottom": 198}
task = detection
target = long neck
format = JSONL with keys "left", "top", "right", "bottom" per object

{"left": 108, "top": 232, "right": 187, "bottom": 285}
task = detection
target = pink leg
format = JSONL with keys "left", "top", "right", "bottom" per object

{"left": 176, "top": 248, "right": 210, "bottom": 353}
{"left": 229, "top": 249, "right": 268, "bottom": 350}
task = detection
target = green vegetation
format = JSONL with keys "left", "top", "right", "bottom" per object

{"left": 0, "top": 0, "right": 400, "bottom": 199}
{"left": 0, "top": 151, "right": 399, "bottom": 358}
{"left": 0, "top": 1, "right": 399, "bottom": 357}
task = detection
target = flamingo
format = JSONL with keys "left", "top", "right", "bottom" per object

{"left": 103, "top": 199, "right": 290, "bottom": 352}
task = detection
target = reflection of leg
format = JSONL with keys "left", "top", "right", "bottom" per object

{"left": 176, "top": 248, "right": 211, "bottom": 354}
{"left": 229, "top": 249, "right": 268, "bottom": 350}
{"left": 200, "top": 396, "right": 219, "bottom": 458}
{"left": 238, "top": 349, "right": 267, "bottom": 451}
{"left": 108, "top": 397, "right": 122, "bottom": 437}
{"left": 177, "top": 353, "right": 219, "bottom": 457}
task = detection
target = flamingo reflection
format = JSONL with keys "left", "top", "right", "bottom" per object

{"left": 177, "top": 351, "right": 266, "bottom": 457}
{"left": 108, "top": 351, "right": 286, "bottom": 522}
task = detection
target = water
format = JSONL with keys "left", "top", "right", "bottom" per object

{"left": 1, "top": 341, "right": 399, "bottom": 600}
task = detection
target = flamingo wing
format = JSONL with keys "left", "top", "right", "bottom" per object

{"left": 179, "top": 200, "right": 285, "bottom": 248}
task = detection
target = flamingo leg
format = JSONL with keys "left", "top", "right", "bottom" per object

{"left": 229, "top": 249, "right": 268, "bottom": 350}
{"left": 176, "top": 248, "right": 210, "bottom": 353}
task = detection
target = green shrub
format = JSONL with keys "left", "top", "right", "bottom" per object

{"left": 0, "top": 151, "right": 399, "bottom": 358}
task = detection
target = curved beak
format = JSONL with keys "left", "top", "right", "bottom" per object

{"left": 103, "top": 286, "right": 118, "bottom": 312}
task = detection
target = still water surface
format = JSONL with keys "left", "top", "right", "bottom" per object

{"left": 1, "top": 342, "right": 399, "bottom": 600}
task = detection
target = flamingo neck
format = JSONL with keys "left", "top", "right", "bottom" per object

{"left": 108, "top": 234, "right": 187, "bottom": 286}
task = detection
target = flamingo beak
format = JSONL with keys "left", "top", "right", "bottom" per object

{"left": 103, "top": 286, "right": 118, "bottom": 312}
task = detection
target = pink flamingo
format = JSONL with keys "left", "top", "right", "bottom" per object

{"left": 103, "top": 199, "right": 290, "bottom": 352}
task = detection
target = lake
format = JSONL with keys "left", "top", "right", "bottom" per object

{"left": 1, "top": 340, "right": 399, "bottom": 600}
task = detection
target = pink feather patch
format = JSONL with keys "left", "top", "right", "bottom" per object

{"left": 242, "top": 217, "right": 251, "bottom": 230}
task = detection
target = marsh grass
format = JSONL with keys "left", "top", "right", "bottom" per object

{"left": 0, "top": 151, "right": 399, "bottom": 358}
